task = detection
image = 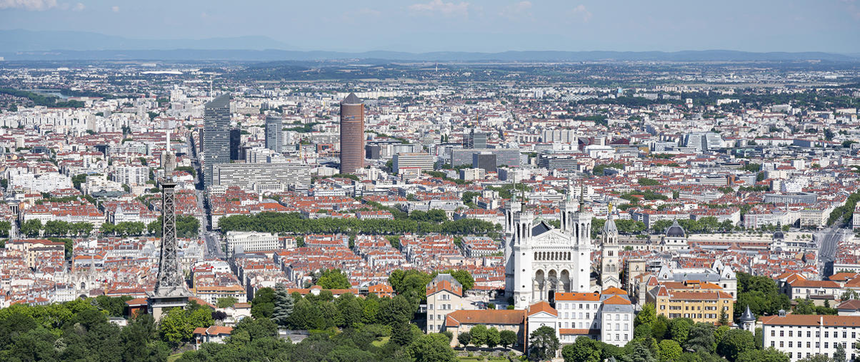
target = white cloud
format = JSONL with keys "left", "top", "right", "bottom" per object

{"left": 111, "top": 5, "right": 118, "bottom": 12}
{"left": 0, "top": 0, "right": 58, "bottom": 11}
{"left": 500, "top": 1, "right": 532, "bottom": 20}
{"left": 570, "top": 4, "right": 592, "bottom": 22}
{"left": 357, "top": 8, "right": 381, "bottom": 17}
{"left": 409, "top": 0, "right": 470, "bottom": 18}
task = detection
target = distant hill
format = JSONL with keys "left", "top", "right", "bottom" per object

{"left": 0, "top": 30, "right": 857, "bottom": 62}
{"left": 0, "top": 29, "right": 292, "bottom": 52}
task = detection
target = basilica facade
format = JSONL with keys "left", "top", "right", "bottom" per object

{"left": 504, "top": 187, "right": 595, "bottom": 310}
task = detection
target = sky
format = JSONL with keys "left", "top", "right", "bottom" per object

{"left": 1, "top": 0, "right": 860, "bottom": 53}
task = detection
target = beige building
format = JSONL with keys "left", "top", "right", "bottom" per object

{"left": 426, "top": 274, "right": 468, "bottom": 333}
{"left": 649, "top": 284, "right": 734, "bottom": 324}
{"left": 6, "top": 239, "right": 65, "bottom": 268}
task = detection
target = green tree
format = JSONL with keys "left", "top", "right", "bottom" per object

{"left": 216, "top": 296, "right": 238, "bottom": 308}
{"left": 652, "top": 314, "right": 669, "bottom": 341}
{"left": 528, "top": 326, "right": 560, "bottom": 362}
{"left": 289, "top": 298, "right": 324, "bottom": 330}
{"left": 834, "top": 342, "right": 847, "bottom": 362}
{"left": 486, "top": 327, "right": 501, "bottom": 349}
{"left": 251, "top": 287, "right": 276, "bottom": 319}
{"left": 457, "top": 331, "right": 471, "bottom": 347}
{"left": 362, "top": 294, "right": 380, "bottom": 324}
{"left": 669, "top": 318, "right": 693, "bottom": 345}
{"left": 316, "top": 269, "right": 352, "bottom": 289}
{"left": 624, "top": 339, "right": 658, "bottom": 362}
{"left": 335, "top": 293, "right": 363, "bottom": 328}
{"left": 21, "top": 219, "right": 42, "bottom": 237}
{"left": 407, "top": 333, "right": 456, "bottom": 362}
{"left": 391, "top": 321, "right": 417, "bottom": 346}
{"left": 469, "top": 324, "right": 488, "bottom": 347}
{"left": 272, "top": 284, "right": 295, "bottom": 327}
{"left": 638, "top": 178, "right": 661, "bottom": 186}
{"left": 159, "top": 307, "right": 193, "bottom": 346}
{"left": 716, "top": 329, "right": 755, "bottom": 362}
{"left": 736, "top": 347, "right": 789, "bottom": 362}
{"left": 187, "top": 303, "right": 214, "bottom": 329}
{"left": 562, "top": 336, "right": 601, "bottom": 362}
{"left": 499, "top": 329, "right": 517, "bottom": 349}
{"left": 378, "top": 295, "right": 414, "bottom": 326}
{"left": 685, "top": 323, "right": 715, "bottom": 353}
{"left": 658, "top": 339, "right": 682, "bottom": 362}
{"left": 636, "top": 303, "right": 657, "bottom": 327}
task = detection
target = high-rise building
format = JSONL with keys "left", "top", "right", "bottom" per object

{"left": 393, "top": 152, "right": 434, "bottom": 174}
{"left": 464, "top": 129, "right": 488, "bottom": 149}
{"left": 339, "top": 93, "right": 364, "bottom": 174}
{"left": 229, "top": 128, "right": 241, "bottom": 161}
{"left": 265, "top": 116, "right": 283, "bottom": 152}
{"left": 203, "top": 94, "right": 231, "bottom": 188}
{"left": 472, "top": 152, "right": 497, "bottom": 172}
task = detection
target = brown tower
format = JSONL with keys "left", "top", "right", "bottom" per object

{"left": 339, "top": 93, "right": 365, "bottom": 174}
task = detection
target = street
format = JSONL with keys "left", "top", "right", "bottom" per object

{"left": 187, "top": 132, "right": 224, "bottom": 260}
{"left": 818, "top": 227, "right": 845, "bottom": 277}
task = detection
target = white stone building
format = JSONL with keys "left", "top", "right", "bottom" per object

{"left": 504, "top": 184, "right": 592, "bottom": 310}
{"left": 225, "top": 231, "right": 281, "bottom": 257}
{"left": 762, "top": 313, "right": 860, "bottom": 361}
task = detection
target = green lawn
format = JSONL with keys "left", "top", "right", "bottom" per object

{"left": 457, "top": 358, "right": 508, "bottom": 362}
{"left": 371, "top": 336, "right": 390, "bottom": 347}
{"left": 167, "top": 352, "right": 184, "bottom": 362}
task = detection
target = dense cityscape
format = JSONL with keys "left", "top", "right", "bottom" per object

{"left": 0, "top": 56, "right": 859, "bottom": 362}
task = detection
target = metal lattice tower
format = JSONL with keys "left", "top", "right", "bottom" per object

{"left": 153, "top": 182, "right": 189, "bottom": 297}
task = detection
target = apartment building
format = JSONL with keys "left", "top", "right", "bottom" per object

{"left": 426, "top": 274, "right": 467, "bottom": 333}
{"left": 762, "top": 314, "right": 860, "bottom": 361}
{"left": 525, "top": 288, "right": 635, "bottom": 347}
{"left": 225, "top": 231, "right": 282, "bottom": 257}
{"left": 649, "top": 285, "right": 734, "bottom": 324}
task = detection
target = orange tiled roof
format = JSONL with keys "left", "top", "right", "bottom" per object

{"left": 761, "top": 315, "right": 860, "bottom": 327}
{"left": 527, "top": 301, "right": 558, "bottom": 317}
{"left": 555, "top": 292, "right": 600, "bottom": 301}
{"left": 603, "top": 295, "right": 632, "bottom": 305}
{"left": 445, "top": 309, "right": 526, "bottom": 327}
{"left": 601, "top": 287, "right": 628, "bottom": 295}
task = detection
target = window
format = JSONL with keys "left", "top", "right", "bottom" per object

{"left": 779, "top": 341, "right": 783, "bottom": 348}
{"left": 825, "top": 342, "right": 829, "bottom": 348}
{"left": 825, "top": 332, "right": 829, "bottom": 338}
{"left": 789, "top": 341, "right": 793, "bottom": 348}
{"left": 770, "top": 342, "right": 775, "bottom": 347}
{"left": 780, "top": 331, "right": 784, "bottom": 337}
{"left": 789, "top": 331, "right": 793, "bottom": 337}
{"left": 429, "top": 304, "right": 433, "bottom": 310}
{"left": 771, "top": 330, "right": 775, "bottom": 337}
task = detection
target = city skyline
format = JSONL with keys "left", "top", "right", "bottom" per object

{"left": 1, "top": 0, "right": 859, "bottom": 53}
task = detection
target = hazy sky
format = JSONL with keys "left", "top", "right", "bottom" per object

{"left": 1, "top": 0, "right": 859, "bottom": 53}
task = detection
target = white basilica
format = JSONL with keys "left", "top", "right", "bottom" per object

{"left": 504, "top": 185, "right": 594, "bottom": 309}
